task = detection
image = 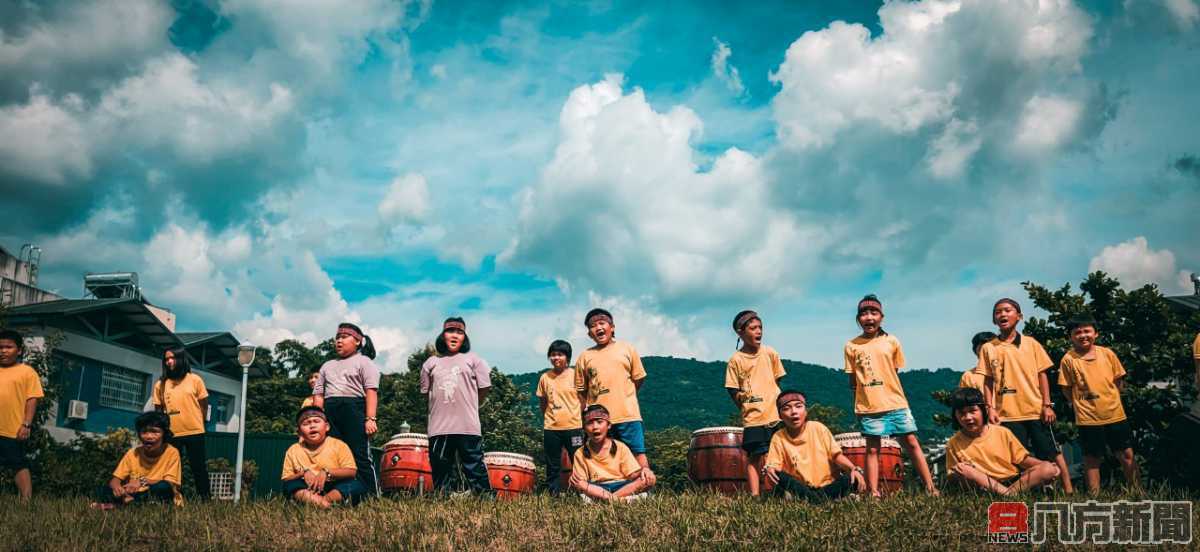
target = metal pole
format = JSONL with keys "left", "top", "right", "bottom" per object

{"left": 234, "top": 365, "right": 249, "bottom": 501}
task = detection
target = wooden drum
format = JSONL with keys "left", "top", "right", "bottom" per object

{"left": 834, "top": 432, "right": 904, "bottom": 495}
{"left": 484, "top": 452, "right": 536, "bottom": 499}
{"left": 380, "top": 433, "right": 433, "bottom": 494}
{"left": 687, "top": 426, "right": 749, "bottom": 494}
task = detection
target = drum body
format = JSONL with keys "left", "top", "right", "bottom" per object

{"left": 484, "top": 452, "right": 537, "bottom": 499}
{"left": 380, "top": 433, "right": 433, "bottom": 494}
{"left": 834, "top": 432, "right": 904, "bottom": 495}
{"left": 687, "top": 427, "right": 749, "bottom": 495}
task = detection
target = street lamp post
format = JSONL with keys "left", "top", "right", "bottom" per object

{"left": 235, "top": 343, "right": 256, "bottom": 502}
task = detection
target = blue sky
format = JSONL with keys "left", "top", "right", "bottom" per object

{"left": 2, "top": 0, "right": 1198, "bottom": 374}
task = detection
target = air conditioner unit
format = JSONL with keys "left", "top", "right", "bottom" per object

{"left": 67, "top": 400, "right": 89, "bottom": 420}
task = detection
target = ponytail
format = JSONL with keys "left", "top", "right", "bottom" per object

{"left": 361, "top": 334, "right": 377, "bottom": 360}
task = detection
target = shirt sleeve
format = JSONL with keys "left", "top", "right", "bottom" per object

{"left": 618, "top": 446, "right": 642, "bottom": 478}
{"left": 151, "top": 381, "right": 163, "bottom": 406}
{"left": 160, "top": 449, "right": 182, "bottom": 485}
{"left": 474, "top": 356, "right": 492, "bottom": 390}
{"left": 1193, "top": 334, "right": 1200, "bottom": 359}
{"left": 823, "top": 424, "right": 842, "bottom": 458}
{"left": 724, "top": 358, "right": 739, "bottom": 390}
{"left": 974, "top": 345, "right": 992, "bottom": 377}
{"left": 536, "top": 374, "right": 547, "bottom": 398}
{"left": 1107, "top": 349, "right": 1126, "bottom": 380}
{"left": 24, "top": 369, "right": 44, "bottom": 399}
{"left": 764, "top": 435, "right": 784, "bottom": 469}
{"left": 574, "top": 357, "right": 587, "bottom": 393}
{"left": 192, "top": 374, "right": 209, "bottom": 400}
{"left": 771, "top": 349, "right": 786, "bottom": 379}
{"left": 336, "top": 441, "right": 357, "bottom": 470}
{"left": 1056, "top": 357, "right": 1070, "bottom": 387}
{"left": 113, "top": 450, "right": 133, "bottom": 480}
{"left": 892, "top": 337, "right": 906, "bottom": 371}
{"left": 843, "top": 344, "right": 855, "bottom": 374}
{"left": 1006, "top": 430, "right": 1029, "bottom": 465}
{"left": 419, "top": 360, "right": 432, "bottom": 394}
{"left": 360, "top": 357, "right": 381, "bottom": 390}
{"left": 1032, "top": 340, "right": 1053, "bottom": 372}
{"left": 312, "top": 363, "right": 327, "bottom": 397}
{"left": 281, "top": 448, "right": 298, "bottom": 479}
{"left": 628, "top": 344, "right": 646, "bottom": 381}
{"left": 570, "top": 448, "right": 588, "bottom": 482}
{"left": 945, "top": 440, "right": 960, "bottom": 474}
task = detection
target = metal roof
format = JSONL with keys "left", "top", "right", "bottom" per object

{"left": 1166, "top": 294, "right": 1200, "bottom": 311}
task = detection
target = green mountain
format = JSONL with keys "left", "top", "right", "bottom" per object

{"left": 510, "top": 356, "right": 963, "bottom": 441}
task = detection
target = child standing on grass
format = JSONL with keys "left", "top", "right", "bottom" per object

{"left": 281, "top": 406, "right": 364, "bottom": 508}
{"left": 724, "top": 310, "right": 785, "bottom": 496}
{"left": 843, "top": 295, "right": 938, "bottom": 496}
{"left": 152, "top": 348, "right": 211, "bottom": 500}
{"left": 574, "top": 308, "right": 656, "bottom": 487}
{"left": 763, "top": 390, "right": 866, "bottom": 501}
{"left": 945, "top": 388, "right": 1059, "bottom": 495}
{"left": 420, "top": 317, "right": 493, "bottom": 496}
{"left": 1057, "top": 315, "right": 1139, "bottom": 494}
{"left": 93, "top": 411, "right": 182, "bottom": 508}
{"left": 569, "top": 405, "right": 651, "bottom": 502}
{"left": 0, "top": 329, "right": 42, "bottom": 500}
{"left": 959, "top": 332, "right": 996, "bottom": 395}
{"left": 974, "top": 298, "right": 1074, "bottom": 493}
{"left": 313, "top": 322, "right": 381, "bottom": 497}
{"left": 537, "top": 339, "right": 582, "bottom": 495}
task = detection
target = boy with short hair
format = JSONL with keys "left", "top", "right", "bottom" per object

{"left": 574, "top": 308, "right": 655, "bottom": 486}
{"left": 93, "top": 411, "right": 182, "bottom": 508}
{"left": 537, "top": 339, "right": 583, "bottom": 495}
{"left": 1057, "top": 315, "right": 1138, "bottom": 493}
{"left": 281, "top": 406, "right": 364, "bottom": 508}
{"left": 724, "top": 310, "right": 785, "bottom": 496}
{"left": 945, "top": 388, "right": 1060, "bottom": 495}
{"left": 974, "top": 298, "right": 1074, "bottom": 493}
{"left": 763, "top": 390, "right": 866, "bottom": 501}
{"left": 569, "top": 405, "right": 652, "bottom": 502}
{"left": 0, "top": 329, "right": 42, "bottom": 500}
{"left": 959, "top": 331, "right": 996, "bottom": 394}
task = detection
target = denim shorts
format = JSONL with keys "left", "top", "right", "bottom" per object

{"left": 609, "top": 421, "right": 646, "bottom": 454}
{"left": 593, "top": 479, "right": 635, "bottom": 493}
{"left": 859, "top": 408, "right": 918, "bottom": 436}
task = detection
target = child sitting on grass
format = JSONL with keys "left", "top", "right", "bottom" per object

{"left": 281, "top": 406, "right": 364, "bottom": 508}
{"left": 763, "top": 390, "right": 866, "bottom": 501}
{"left": 569, "top": 405, "right": 652, "bottom": 502}
{"left": 945, "top": 388, "right": 1059, "bottom": 495}
{"left": 93, "top": 411, "right": 182, "bottom": 508}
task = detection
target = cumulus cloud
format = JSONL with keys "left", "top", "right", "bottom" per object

{"left": 1088, "top": 237, "right": 1194, "bottom": 294}
{"left": 1163, "top": 0, "right": 1199, "bottom": 30}
{"left": 378, "top": 173, "right": 431, "bottom": 224}
{"left": 0, "top": 93, "right": 92, "bottom": 184}
{"left": 710, "top": 38, "right": 745, "bottom": 96}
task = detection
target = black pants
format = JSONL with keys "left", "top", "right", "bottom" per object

{"left": 324, "top": 397, "right": 379, "bottom": 496}
{"left": 429, "top": 434, "right": 492, "bottom": 494}
{"left": 171, "top": 434, "right": 210, "bottom": 500}
{"left": 95, "top": 481, "right": 176, "bottom": 505}
{"left": 1001, "top": 420, "right": 1058, "bottom": 461}
{"left": 542, "top": 429, "right": 583, "bottom": 494}
{"left": 772, "top": 472, "right": 853, "bottom": 502}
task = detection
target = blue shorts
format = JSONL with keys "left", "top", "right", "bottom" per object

{"left": 859, "top": 408, "right": 918, "bottom": 436}
{"left": 608, "top": 421, "right": 646, "bottom": 454}
{"left": 592, "top": 480, "right": 636, "bottom": 493}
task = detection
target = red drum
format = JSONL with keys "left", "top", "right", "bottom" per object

{"left": 380, "top": 433, "right": 433, "bottom": 494}
{"left": 484, "top": 452, "right": 536, "bottom": 499}
{"left": 834, "top": 432, "right": 904, "bottom": 495}
{"left": 688, "top": 427, "right": 750, "bottom": 495}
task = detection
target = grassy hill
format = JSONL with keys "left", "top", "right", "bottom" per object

{"left": 511, "top": 356, "right": 962, "bottom": 442}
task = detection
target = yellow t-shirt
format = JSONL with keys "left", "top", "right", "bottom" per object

{"left": 0, "top": 363, "right": 44, "bottom": 438}
{"left": 537, "top": 368, "right": 582, "bottom": 430}
{"left": 946, "top": 424, "right": 1029, "bottom": 481}
{"left": 571, "top": 439, "right": 641, "bottom": 484}
{"left": 113, "top": 445, "right": 183, "bottom": 505}
{"left": 574, "top": 341, "right": 646, "bottom": 424}
{"left": 974, "top": 334, "right": 1053, "bottom": 422}
{"left": 281, "top": 437, "right": 356, "bottom": 479}
{"left": 724, "top": 346, "right": 786, "bottom": 427}
{"left": 1193, "top": 333, "right": 1199, "bottom": 359}
{"left": 764, "top": 421, "right": 842, "bottom": 487}
{"left": 300, "top": 396, "right": 315, "bottom": 408}
{"left": 844, "top": 334, "right": 909, "bottom": 414}
{"left": 1057, "top": 346, "right": 1127, "bottom": 426}
{"left": 152, "top": 373, "right": 209, "bottom": 437}
{"left": 959, "top": 370, "right": 988, "bottom": 396}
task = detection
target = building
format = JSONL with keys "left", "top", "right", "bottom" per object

{"left": 0, "top": 243, "right": 61, "bottom": 307}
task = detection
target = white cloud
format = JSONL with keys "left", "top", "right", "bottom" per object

{"left": 926, "top": 117, "right": 982, "bottom": 179}
{"left": 378, "top": 173, "right": 431, "bottom": 224}
{"left": 1012, "top": 95, "right": 1083, "bottom": 155}
{"left": 710, "top": 38, "right": 745, "bottom": 96}
{"left": 0, "top": 93, "right": 92, "bottom": 184}
{"left": 1088, "top": 237, "right": 1193, "bottom": 294}
{"left": 1163, "top": 0, "right": 1199, "bottom": 30}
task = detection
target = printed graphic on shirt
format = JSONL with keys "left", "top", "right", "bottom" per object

{"left": 438, "top": 365, "right": 462, "bottom": 404}
{"left": 852, "top": 350, "right": 883, "bottom": 389}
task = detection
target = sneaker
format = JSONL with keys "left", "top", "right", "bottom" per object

{"left": 580, "top": 494, "right": 594, "bottom": 504}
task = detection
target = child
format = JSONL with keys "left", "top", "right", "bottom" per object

{"left": 93, "top": 411, "right": 182, "bottom": 508}
{"left": 574, "top": 308, "right": 655, "bottom": 486}
{"left": 153, "top": 347, "right": 211, "bottom": 500}
{"left": 301, "top": 367, "right": 320, "bottom": 408}
{"left": 763, "top": 390, "right": 866, "bottom": 501}
{"left": 945, "top": 388, "right": 1060, "bottom": 495}
{"left": 1057, "top": 315, "right": 1138, "bottom": 493}
{"left": 959, "top": 331, "right": 996, "bottom": 394}
{"left": 536, "top": 339, "right": 582, "bottom": 495}
{"left": 843, "top": 295, "right": 937, "bottom": 496}
{"left": 974, "top": 298, "right": 1074, "bottom": 493}
{"left": 419, "top": 317, "right": 493, "bottom": 495}
{"left": 724, "top": 310, "right": 785, "bottom": 496}
{"left": 313, "top": 322, "right": 381, "bottom": 496}
{"left": 0, "top": 329, "right": 42, "bottom": 500}
{"left": 569, "top": 405, "right": 652, "bottom": 502}
{"left": 281, "top": 406, "right": 364, "bottom": 507}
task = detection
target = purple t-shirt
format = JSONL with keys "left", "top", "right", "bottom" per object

{"left": 314, "top": 353, "right": 380, "bottom": 399}
{"left": 420, "top": 352, "right": 492, "bottom": 437}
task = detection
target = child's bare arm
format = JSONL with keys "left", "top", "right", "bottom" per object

{"left": 18, "top": 398, "right": 36, "bottom": 440}
{"left": 634, "top": 377, "right": 645, "bottom": 391}
{"left": 328, "top": 467, "right": 357, "bottom": 481}
{"left": 1114, "top": 375, "right": 1125, "bottom": 393}
{"left": 108, "top": 477, "right": 125, "bottom": 496}
{"left": 538, "top": 395, "right": 548, "bottom": 415}
{"left": 1037, "top": 371, "right": 1055, "bottom": 423}
{"left": 726, "top": 388, "right": 741, "bottom": 408}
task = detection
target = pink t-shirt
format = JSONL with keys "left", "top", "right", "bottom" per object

{"left": 420, "top": 352, "right": 492, "bottom": 437}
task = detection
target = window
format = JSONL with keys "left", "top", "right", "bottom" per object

{"left": 209, "top": 392, "right": 233, "bottom": 424}
{"left": 98, "top": 365, "right": 148, "bottom": 411}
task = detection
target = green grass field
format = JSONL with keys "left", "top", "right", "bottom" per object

{"left": 1, "top": 488, "right": 1196, "bottom": 551}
